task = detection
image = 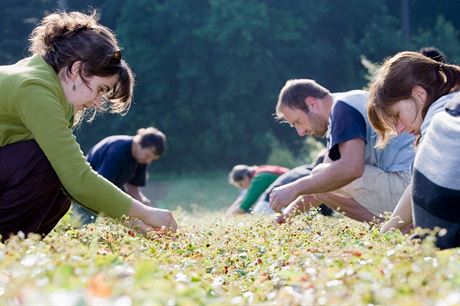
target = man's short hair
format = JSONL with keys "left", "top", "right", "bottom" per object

{"left": 136, "top": 127, "right": 167, "bottom": 155}
{"left": 276, "top": 79, "right": 330, "bottom": 120}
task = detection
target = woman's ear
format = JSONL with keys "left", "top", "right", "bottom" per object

{"left": 69, "top": 61, "right": 82, "bottom": 80}
{"left": 412, "top": 85, "right": 428, "bottom": 105}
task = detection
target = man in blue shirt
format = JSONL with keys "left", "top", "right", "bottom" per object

{"left": 74, "top": 127, "right": 166, "bottom": 223}
{"left": 270, "top": 79, "right": 415, "bottom": 223}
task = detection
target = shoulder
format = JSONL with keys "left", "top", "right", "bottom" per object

{"left": 5, "top": 57, "right": 67, "bottom": 115}
{"left": 4, "top": 55, "right": 62, "bottom": 97}
{"left": 255, "top": 165, "right": 288, "bottom": 175}
{"left": 94, "top": 135, "right": 133, "bottom": 154}
{"left": 331, "top": 101, "right": 365, "bottom": 123}
{"left": 332, "top": 90, "right": 368, "bottom": 106}
{"left": 421, "top": 92, "right": 460, "bottom": 137}
{"left": 103, "top": 135, "right": 133, "bottom": 145}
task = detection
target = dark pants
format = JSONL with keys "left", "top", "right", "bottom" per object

{"left": 0, "top": 140, "right": 70, "bottom": 241}
{"left": 72, "top": 202, "right": 97, "bottom": 225}
{"left": 413, "top": 169, "right": 460, "bottom": 249}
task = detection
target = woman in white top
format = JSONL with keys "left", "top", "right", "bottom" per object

{"left": 367, "top": 51, "right": 460, "bottom": 248}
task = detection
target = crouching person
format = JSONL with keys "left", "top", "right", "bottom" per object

{"left": 0, "top": 11, "right": 176, "bottom": 241}
{"left": 226, "top": 165, "right": 288, "bottom": 215}
{"left": 73, "top": 127, "right": 166, "bottom": 224}
{"left": 269, "top": 79, "right": 415, "bottom": 223}
{"left": 367, "top": 51, "right": 460, "bottom": 248}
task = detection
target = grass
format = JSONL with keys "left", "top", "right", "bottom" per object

{"left": 1, "top": 209, "right": 459, "bottom": 306}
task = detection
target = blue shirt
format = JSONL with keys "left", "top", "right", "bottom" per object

{"left": 329, "top": 90, "right": 415, "bottom": 172}
{"left": 86, "top": 135, "right": 147, "bottom": 189}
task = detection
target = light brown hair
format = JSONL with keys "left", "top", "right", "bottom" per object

{"left": 368, "top": 51, "right": 460, "bottom": 147}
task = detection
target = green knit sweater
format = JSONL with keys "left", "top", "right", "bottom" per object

{"left": 0, "top": 54, "right": 132, "bottom": 218}
{"left": 239, "top": 172, "right": 280, "bottom": 212}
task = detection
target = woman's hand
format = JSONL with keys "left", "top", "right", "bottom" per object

{"left": 128, "top": 200, "right": 177, "bottom": 233}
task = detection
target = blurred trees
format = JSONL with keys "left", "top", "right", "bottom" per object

{"left": 1, "top": 0, "right": 460, "bottom": 172}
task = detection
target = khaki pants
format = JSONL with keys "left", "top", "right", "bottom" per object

{"left": 330, "top": 165, "right": 411, "bottom": 216}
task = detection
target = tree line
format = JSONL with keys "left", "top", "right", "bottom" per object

{"left": 1, "top": 0, "right": 460, "bottom": 172}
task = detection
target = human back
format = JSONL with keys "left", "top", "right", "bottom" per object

{"left": 86, "top": 135, "right": 138, "bottom": 189}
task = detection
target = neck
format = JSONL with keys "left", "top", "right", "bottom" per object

{"left": 131, "top": 139, "right": 138, "bottom": 159}
{"left": 322, "top": 94, "right": 334, "bottom": 119}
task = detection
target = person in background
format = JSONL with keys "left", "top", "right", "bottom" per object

{"left": 226, "top": 164, "right": 288, "bottom": 215}
{"left": 252, "top": 149, "right": 333, "bottom": 217}
{"left": 419, "top": 46, "right": 447, "bottom": 63}
{"left": 367, "top": 51, "right": 460, "bottom": 249}
{"left": 0, "top": 11, "right": 176, "bottom": 241}
{"left": 73, "top": 127, "right": 166, "bottom": 224}
{"left": 269, "top": 79, "right": 414, "bottom": 224}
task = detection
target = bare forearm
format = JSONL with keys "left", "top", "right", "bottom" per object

{"left": 291, "top": 163, "right": 360, "bottom": 197}
{"left": 381, "top": 184, "right": 413, "bottom": 233}
{"left": 226, "top": 197, "right": 245, "bottom": 215}
{"left": 128, "top": 199, "right": 148, "bottom": 219}
{"left": 126, "top": 184, "right": 151, "bottom": 205}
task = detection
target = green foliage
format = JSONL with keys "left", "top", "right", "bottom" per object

{"left": 412, "top": 16, "right": 460, "bottom": 64}
{"left": 3, "top": 1, "right": 460, "bottom": 172}
{"left": 1, "top": 212, "right": 459, "bottom": 305}
{"left": 266, "top": 134, "right": 325, "bottom": 168}
{"left": 0, "top": 0, "right": 54, "bottom": 64}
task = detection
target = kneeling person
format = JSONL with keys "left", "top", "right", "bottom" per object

{"left": 270, "top": 79, "right": 415, "bottom": 222}
{"left": 74, "top": 127, "right": 165, "bottom": 223}
{"left": 227, "top": 164, "right": 288, "bottom": 215}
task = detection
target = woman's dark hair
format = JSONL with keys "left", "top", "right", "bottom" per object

{"left": 29, "top": 11, "right": 135, "bottom": 124}
{"left": 419, "top": 46, "right": 447, "bottom": 63}
{"left": 368, "top": 51, "right": 460, "bottom": 147}
{"left": 135, "top": 127, "right": 167, "bottom": 155}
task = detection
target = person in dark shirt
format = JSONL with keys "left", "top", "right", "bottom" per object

{"left": 419, "top": 46, "right": 447, "bottom": 63}
{"left": 73, "top": 127, "right": 166, "bottom": 223}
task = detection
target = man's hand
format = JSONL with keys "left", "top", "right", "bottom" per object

{"left": 275, "top": 198, "right": 304, "bottom": 224}
{"left": 269, "top": 183, "right": 298, "bottom": 212}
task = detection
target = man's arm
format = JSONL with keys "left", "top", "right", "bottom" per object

{"left": 270, "top": 138, "right": 365, "bottom": 211}
{"left": 125, "top": 183, "right": 152, "bottom": 206}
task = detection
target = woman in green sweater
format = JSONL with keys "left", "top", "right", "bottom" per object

{"left": 226, "top": 165, "right": 289, "bottom": 215}
{"left": 0, "top": 11, "right": 177, "bottom": 241}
